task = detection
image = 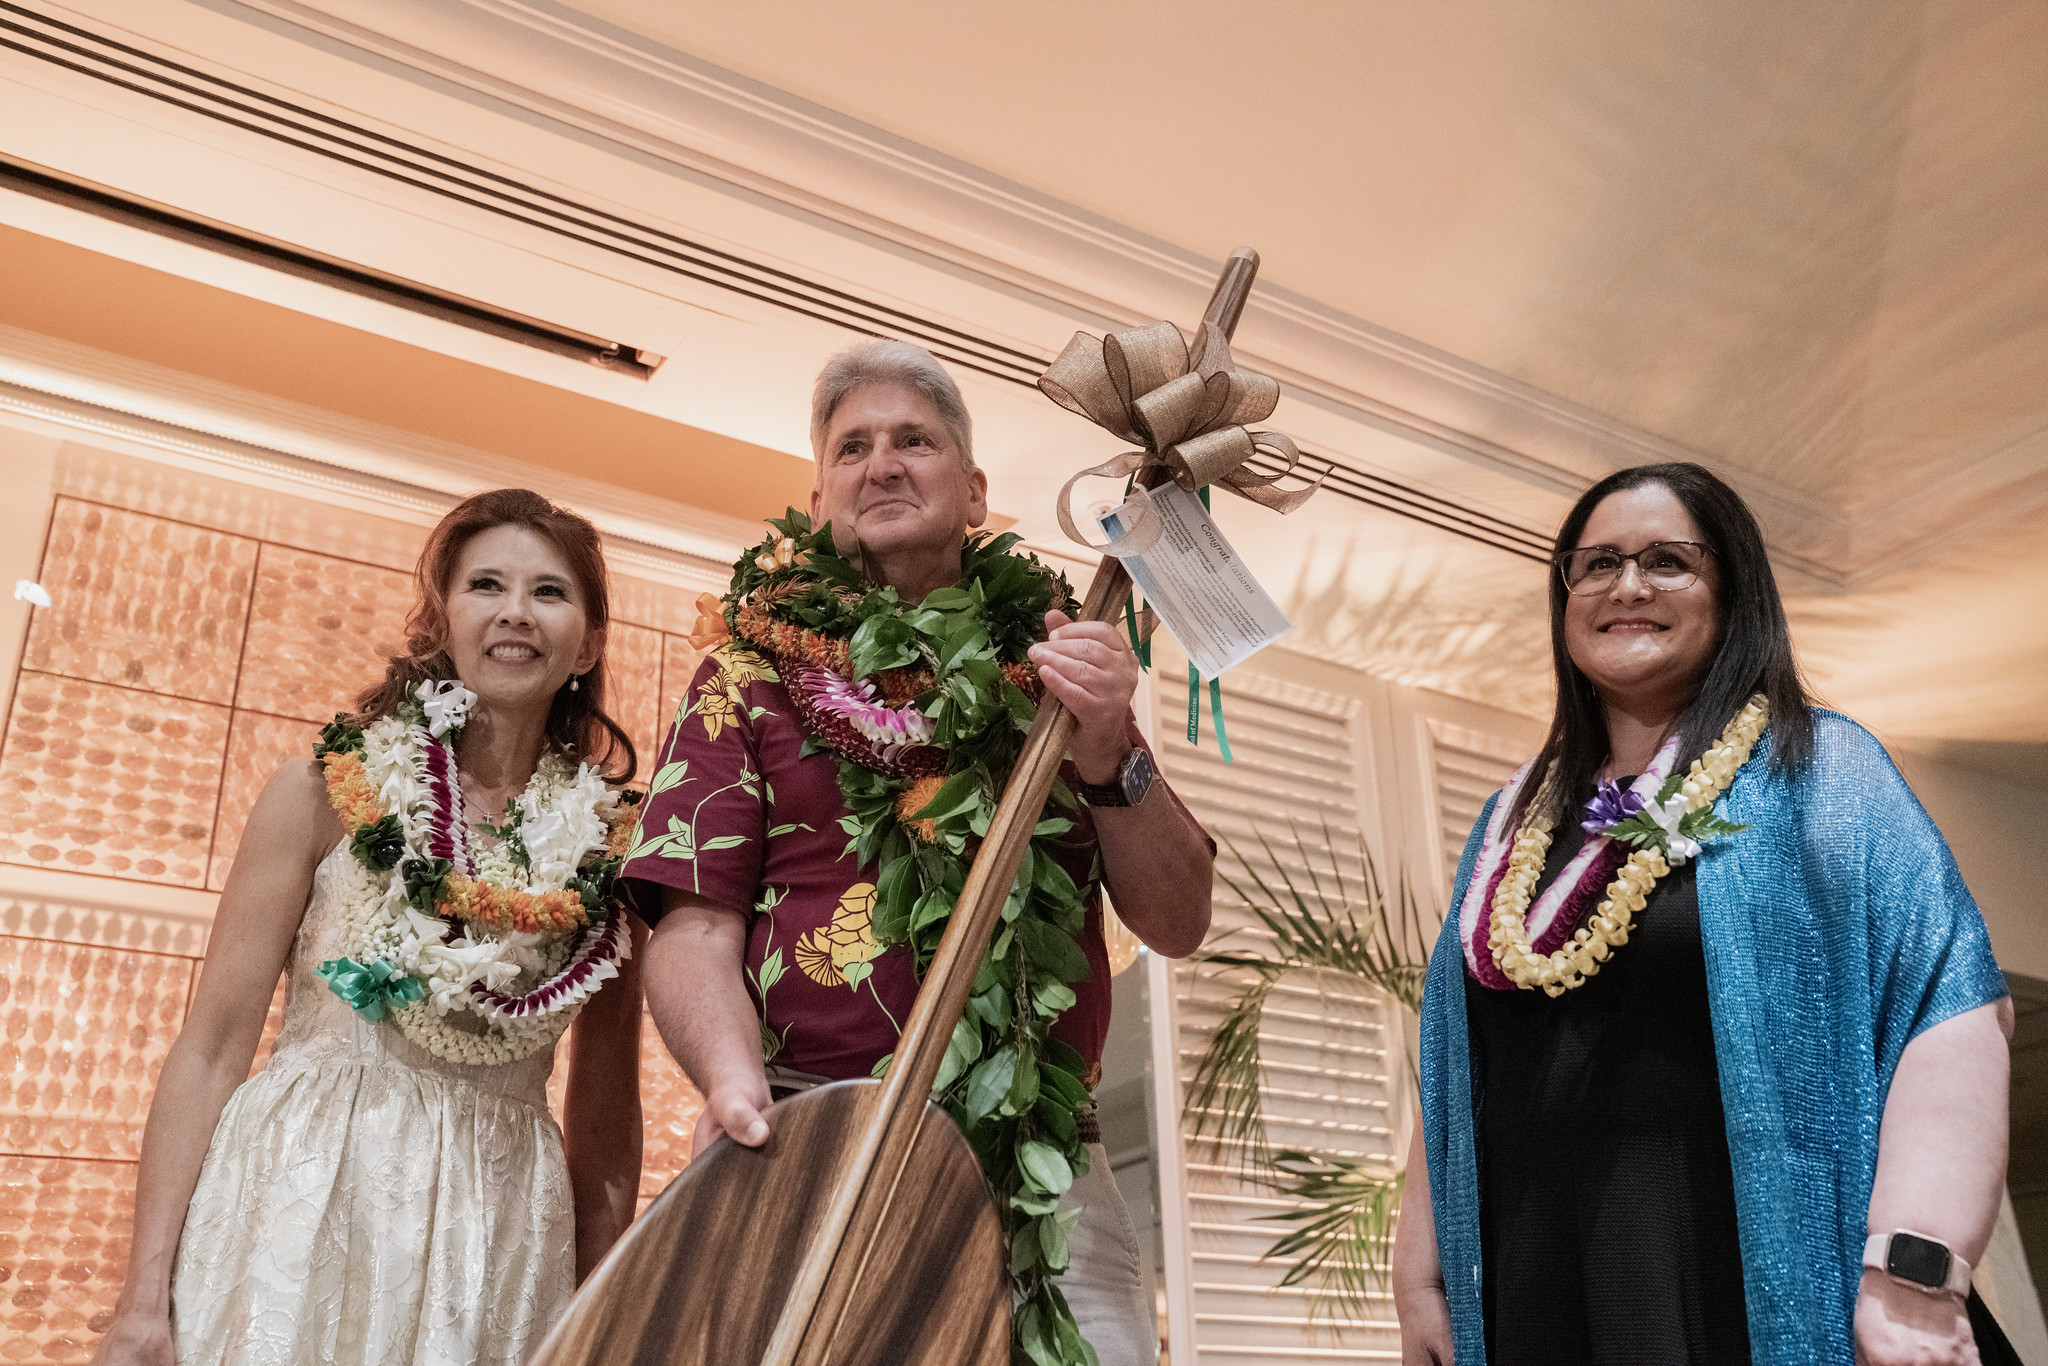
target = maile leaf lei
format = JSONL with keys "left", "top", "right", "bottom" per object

{"left": 727, "top": 510, "right": 1105, "bottom": 1366}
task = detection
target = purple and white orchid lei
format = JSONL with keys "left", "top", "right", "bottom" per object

{"left": 785, "top": 664, "right": 946, "bottom": 777}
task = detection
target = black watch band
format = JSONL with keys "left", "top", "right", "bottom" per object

{"left": 1077, "top": 745, "right": 1155, "bottom": 808}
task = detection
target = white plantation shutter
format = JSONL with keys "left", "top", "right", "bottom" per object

{"left": 1132, "top": 645, "right": 1545, "bottom": 1363}
{"left": 1145, "top": 661, "right": 1406, "bottom": 1364}
{"left": 1423, "top": 718, "right": 1528, "bottom": 892}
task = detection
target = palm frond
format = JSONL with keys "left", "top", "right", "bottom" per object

{"left": 1259, "top": 1152, "right": 1405, "bottom": 1324}
{"left": 1182, "top": 821, "right": 1434, "bottom": 1323}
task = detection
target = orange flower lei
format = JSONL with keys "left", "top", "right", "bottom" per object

{"left": 443, "top": 801, "right": 641, "bottom": 935}
{"left": 321, "top": 743, "right": 641, "bottom": 937}
{"left": 444, "top": 877, "right": 591, "bottom": 936}
{"left": 322, "top": 751, "right": 384, "bottom": 827}
{"left": 734, "top": 596, "right": 1042, "bottom": 706}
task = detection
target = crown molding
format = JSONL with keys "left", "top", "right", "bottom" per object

{"left": 214, "top": 0, "right": 1850, "bottom": 580}
{"left": 0, "top": 322, "right": 749, "bottom": 589}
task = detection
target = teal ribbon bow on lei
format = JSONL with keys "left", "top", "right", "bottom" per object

{"left": 316, "top": 956, "right": 426, "bottom": 1021}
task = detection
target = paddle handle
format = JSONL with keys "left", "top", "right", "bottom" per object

{"left": 776, "top": 248, "right": 1262, "bottom": 1366}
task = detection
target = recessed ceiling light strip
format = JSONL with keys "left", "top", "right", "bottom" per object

{"left": 1244, "top": 450, "right": 1554, "bottom": 563}
{"left": 0, "top": 2, "right": 1048, "bottom": 385}
{"left": 0, "top": 155, "right": 659, "bottom": 377}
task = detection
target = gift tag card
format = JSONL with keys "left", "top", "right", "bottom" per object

{"left": 1100, "top": 482, "right": 1292, "bottom": 680}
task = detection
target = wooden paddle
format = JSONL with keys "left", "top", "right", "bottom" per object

{"left": 528, "top": 249, "right": 1263, "bottom": 1366}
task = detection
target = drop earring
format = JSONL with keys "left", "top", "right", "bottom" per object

{"left": 570, "top": 674, "right": 581, "bottom": 692}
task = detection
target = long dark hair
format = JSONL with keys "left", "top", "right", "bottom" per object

{"left": 350, "top": 488, "right": 637, "bottom": 782}
{"left": 1512, "top": 462, "right": 1812, "bottom": 828}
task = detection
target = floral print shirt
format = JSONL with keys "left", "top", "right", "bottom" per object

{"left": 620, "top": 644, "right": 1205, "bottom": 1083}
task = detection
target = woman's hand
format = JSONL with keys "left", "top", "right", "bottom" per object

{"left": 85, "top": 1309, "right": 177, "bottom": 1365}
{"left": 1392, "top": 1114, "right": 1454, "bottom": 1364}
{"left": 1030, "top": 610, "right": 1141, "bottom": 783}
{"left": 1395, "top": 1284, "right": 1455, "bottom": 1366}
{"left": 1853, "top": 1271, "right": 1978, "bottom": 1365}
{"left": 1858, "top": 1000, "right": 2011, "bottom": 1365}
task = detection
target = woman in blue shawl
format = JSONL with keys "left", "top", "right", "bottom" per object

{"left": 1392, "top": 464, "right": 2013, "bottom": 1366}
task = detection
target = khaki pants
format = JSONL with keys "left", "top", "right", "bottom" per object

{"left": 1058, "top": 1141, "right": 1157, "bottom": 1365}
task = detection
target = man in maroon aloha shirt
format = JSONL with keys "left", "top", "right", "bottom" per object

{"left": 623, "top": 339, "right": 1215, "bottom": 1360}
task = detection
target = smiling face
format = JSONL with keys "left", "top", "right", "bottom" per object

{"left": 809, "top": 381, "right": 987, "bottom": 562}
{"left": 441, "top": 523, "right": 603, "bottom": 715}
{"left": 1563, "top": 483, "right": 1722, "bottom": 716}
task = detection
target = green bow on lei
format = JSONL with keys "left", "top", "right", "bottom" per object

{"left": 316, "top": 956, "right": 426, "bottom": 1021}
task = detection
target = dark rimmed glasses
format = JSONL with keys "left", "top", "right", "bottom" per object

{"left": 1556, "top": 541, "right": 1713, "bottom": 596}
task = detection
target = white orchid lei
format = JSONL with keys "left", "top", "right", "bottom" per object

{"left": 312, "top": 680, "right": 638, "bottom": 1066}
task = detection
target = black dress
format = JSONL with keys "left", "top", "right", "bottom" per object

{"left": 1463, "top": 807, "right": 1752, "bottom": 1366}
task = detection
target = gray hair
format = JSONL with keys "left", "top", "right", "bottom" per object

{"left": 809, "top": 339, "right": 975, "bottom": 472}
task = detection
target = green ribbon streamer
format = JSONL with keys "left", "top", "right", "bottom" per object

{"left": 1183, "top": 664, "right": 1235, "bottom": 764}
{"left": 1210, "top": 674, "right": 1233, "bottom": 764}
{"left": 1177, "top": 485, "right": 1234, "bottom": 763}
{"left": 316, "top": 956, "right": 424, "bottom": 1022}
{"left": 1123, "top": 593, "right": 1152, "bottom": 671}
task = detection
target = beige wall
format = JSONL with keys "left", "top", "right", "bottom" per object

{"left": 0, "top": 426, "right": 59, "bottom": 725}
{"left": 1894, "top": 749, "right": 2047, "bottom": 984}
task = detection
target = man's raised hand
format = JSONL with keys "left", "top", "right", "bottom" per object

{"left": 1029, "top": 609, "right": 1141, "bottom": 783}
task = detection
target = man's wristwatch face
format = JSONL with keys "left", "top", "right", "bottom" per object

{"left": 1885, "top": 1232, "right": 1953, "bottom": 1290}
{"left": 1117, "top": 744, "right": 1156, "bottom": 806}
{"left": 1081, "top": 746, "right": 1156, "bottom": 807}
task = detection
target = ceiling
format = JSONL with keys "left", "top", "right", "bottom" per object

{"left": 568, "top": 0, "right": 2048, "bottom": 551}
{"left": 1, "top": 0, "right": 2043, "bottom": 753}
{"left": 553, "top": 0, "right": 2048, "bottom": 744}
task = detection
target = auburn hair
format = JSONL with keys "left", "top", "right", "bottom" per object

{"left": 350, "top": 488, "right": 637, "bottom": 782}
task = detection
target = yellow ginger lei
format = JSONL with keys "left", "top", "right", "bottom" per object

{"left": 1488, "top": 695, "right": 1770, "bottom": 996}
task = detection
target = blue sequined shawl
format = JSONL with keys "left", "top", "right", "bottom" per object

{"left": 1419, "top": 712, "right": 2009, "bottom": 1365}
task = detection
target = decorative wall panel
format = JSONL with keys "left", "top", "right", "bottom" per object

{"left": 6, "top": 499, "right": 708, "bottom": 895}
{"left": 0, "top": 939, "right": 192, "bottom": 1162}
{"left": 0, "top": 935, "right": 287, "bottom": 1366}
{"left": 0, "top": 1154, "right": 136, "bottom": 1361}
{"left": 659, "top": 634, "right": 709, "bottom": 743}
{"left": 234, "top": 545, "right": 411, "bottom": 724}
{"left": 207, "top": 713, "right": 323, "bottom": 891}
{"left": 606, "top": 622, "right": 664, "bottom": 787}
{"left": 544, "top": 1012, "right": 703, "bottom": 1214}
{"left": 23, "top": 500, "right": 257, "bottom": 705}
{"left": 0, "top": 676, "right": 229, "bottom": 886}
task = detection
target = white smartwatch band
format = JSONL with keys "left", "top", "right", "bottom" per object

{"left": 1863, "top": 1231, "right": 1972, "bottom": 1296}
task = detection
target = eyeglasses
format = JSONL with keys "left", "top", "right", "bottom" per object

{"left": 1556, "top": 541, "right": 1713, "bottom": 596}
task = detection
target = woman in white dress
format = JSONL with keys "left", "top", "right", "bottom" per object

{"left": 90, "top": 489, "right": 648, "bottom": 1365}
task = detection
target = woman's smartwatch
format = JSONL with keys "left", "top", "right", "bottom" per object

{"left": 1863, "top": 1230, "right": 1971, "bottom": 1296}
{"left": 1076, "top": 745, "right": 1156, "bottom": 808}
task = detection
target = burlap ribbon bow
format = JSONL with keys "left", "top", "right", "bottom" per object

{"left": 1039, "top": 318, "right": 1321, "bottom": 556}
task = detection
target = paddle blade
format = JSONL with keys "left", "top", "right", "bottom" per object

{"left": 529, "top": 1080, "right": 1007, "bottom": 1366}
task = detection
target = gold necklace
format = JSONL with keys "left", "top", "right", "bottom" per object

{"left": 1487, "top": 696, "right": 1769, "bottom": 996}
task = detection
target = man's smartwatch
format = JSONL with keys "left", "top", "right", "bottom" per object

{"left": 1863, "top": 1230, "right": 1971, "bottom": 1296}
{"left": 1076, "top": 745, "right": 1156, "bottom": 808}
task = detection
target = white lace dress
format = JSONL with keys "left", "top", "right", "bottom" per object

{"left": 172, "top": 842, "right": 574, "bottom": 1365}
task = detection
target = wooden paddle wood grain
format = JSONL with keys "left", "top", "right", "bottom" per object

{"left": 528, "top": 249, "right": 1263, "bottom": 1366}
